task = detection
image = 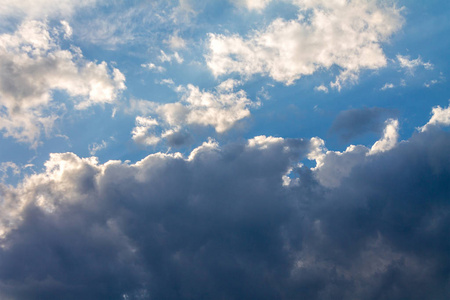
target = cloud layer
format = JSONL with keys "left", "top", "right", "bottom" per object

{"left": 0, "top": 111, "right": 449, "bottom": 299}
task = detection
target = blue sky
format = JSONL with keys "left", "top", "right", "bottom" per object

{"left": 0, "top": 1, "right": 449, "bottom": 299}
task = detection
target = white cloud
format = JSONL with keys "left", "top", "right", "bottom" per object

{"left": 368, "top": 118, "right": 399, "bottom": 155}
{"left": 420, "top": 102, "right": 450, "bottom": 132}
{"left": 207, "top": 0, "right": 403, "bottom": 87}
{"left": 381, "top": 82, "right": 395, "bottom": 90}
{"left": 158, "top": 50, "right": 184, "bottom": 64}
{"left": 424, "top": 79, "right": 438, "bottom": 88}
{"left": 141, "top": 63, "right": 166, "bottom": 73}
{"left": 1, "top": 0, "right": 96, "bottom": 20}
{"left": 0, "top": 20, "right": 126, "bottom": 145}
{"left": 160, "top": 83, "right": 255, "bottom": 132}
{"left": 0, "top": 162, "right": 20, "bottom": 182}
{"left": 314, "top": 85, "right": 329, "bottom": 93}
{"left": 130, "top": 80, "right": 257, "bottom": 146}
{"left": 158, "top": 78, "right": 175, "bottom": 86}
{"left": 397, "top": 55, "right": 434, "bottom": 74}
{"left": 164, "top": 31, "right": 186, "bottom": 49}
{"left": 131, "top": 116, "right": 160, "bottom": 146}
{"left": 88, "top": 140, "right": 108, "bottom": 155}
{"left": 232, "top": 0, "right": 272, "bottom": 11}
{"left": 60, "top": 20, "right": 73, "bottom": 39}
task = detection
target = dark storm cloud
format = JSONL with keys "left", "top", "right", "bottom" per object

{"left": 0, "top": 130, "right": 449, "bottom": 300}
{"left": 330, "top": 107, "right": 398, "bottom": 141}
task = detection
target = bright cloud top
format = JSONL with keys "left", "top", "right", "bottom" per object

{"left": 0, "top": 20, "right": 125, "bottom": 145}
{"left": 207, "top": 0, "right": 403, "bottom": 88}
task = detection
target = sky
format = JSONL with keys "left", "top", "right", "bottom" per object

{"left": 0, "top": 0, "right": 449, "bottom": 299}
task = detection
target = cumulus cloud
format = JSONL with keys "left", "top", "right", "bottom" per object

{"left": 207, "top": 0, "right": 403, "bottom": 87}
{"left": 130, "top": 79, "right": 257, "bottom": 146}
{"left": 311, "top": 118, "right": 399, "bottom": 187}
{"left": 131, "top": 116, "right": 160, "bottom": 146}
{"left": 0, "top": 20, "right": 126, "bottom": 145}
{"left": 420, "top": 102, "right": 450, "bottom": 132}
{"left": 368, "top": 118, "right": 399, "bottom": 155}
{"left": 0, "top": 115, "right": 450, "bottom": 299}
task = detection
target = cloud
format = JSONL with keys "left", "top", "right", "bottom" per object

{"left": 381, "top": 82, "right": 395, "bottom": 90}
{"left": 131, "top": 116, "right": 160, "bottom": 146}
{"left": 310, "top": 118, "right": 399, "bottom": 187}
{"left": 0, "top": 111, "right": 450, "bottom": 299}
{"left": 314, "top": 85, "right": 329, "bottom": 93}
{"left": 207, "top": 0, "right": 403, "bottom": 87}
{"left": 88, "top": 140, "right": 108, "bottom": 155}
{"left": 1, "top": 0, "right": 96, "bottom": 20}
{"left": 0, "top": 20, "right": 126, "bottom": 145}
{"left": 158, "top": 50, "right": 184, "bottom": 64}
{"left": 368, "top": 118, "right": 399, "bottom": 155}
{"left": 397, "top": 54, "right": 434, "bottom": 74}
{"left": 141, "top": 63, "right": 166, "bottom": 73}
{"left": 130, "top": 79, "right": 258, "bottom": 146}
{"left": 232, "top": 0, "right": 272, "bottom": 11}
{"left": 164, "top": 31, "right": 186, "bottom": 50}
{"left": 0, "top": 162, "right": 20, "bottom": 182}
{"left": 420, "top": 102, "right": 450, "bottom": 132}
{"left": 330, "top": 107, "right": 397, "bottom": 141}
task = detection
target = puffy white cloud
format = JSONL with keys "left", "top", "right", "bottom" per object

{"left": 131, "top": 116, "right": 160, "bottom": 146}
{"left": 368, "top": 118, "right": 399, "bottom": 155}
{"left": 130, "top": 80, "right": 257, "bottom": 146}
{"left": 207, "top": 0, "right": 403, "bottom": 87}
{"left": 0, "top": 20, "right": 126, "bottom": 145}
{"left": 420, "top": 102, "right": 450, "bottom": 132}
{"left": 0, "top": 121, "right": 450, "bottom": 299}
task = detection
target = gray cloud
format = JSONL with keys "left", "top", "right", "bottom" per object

{"left": 0, "top": 125, "right": 449, "bottom": 299}
{"left": 330, "top": 107, "right": 398, "bottom": 142}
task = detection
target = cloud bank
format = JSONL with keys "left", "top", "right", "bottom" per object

{"left": 0, "top": 108, "right": 449, "bottom": 299}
